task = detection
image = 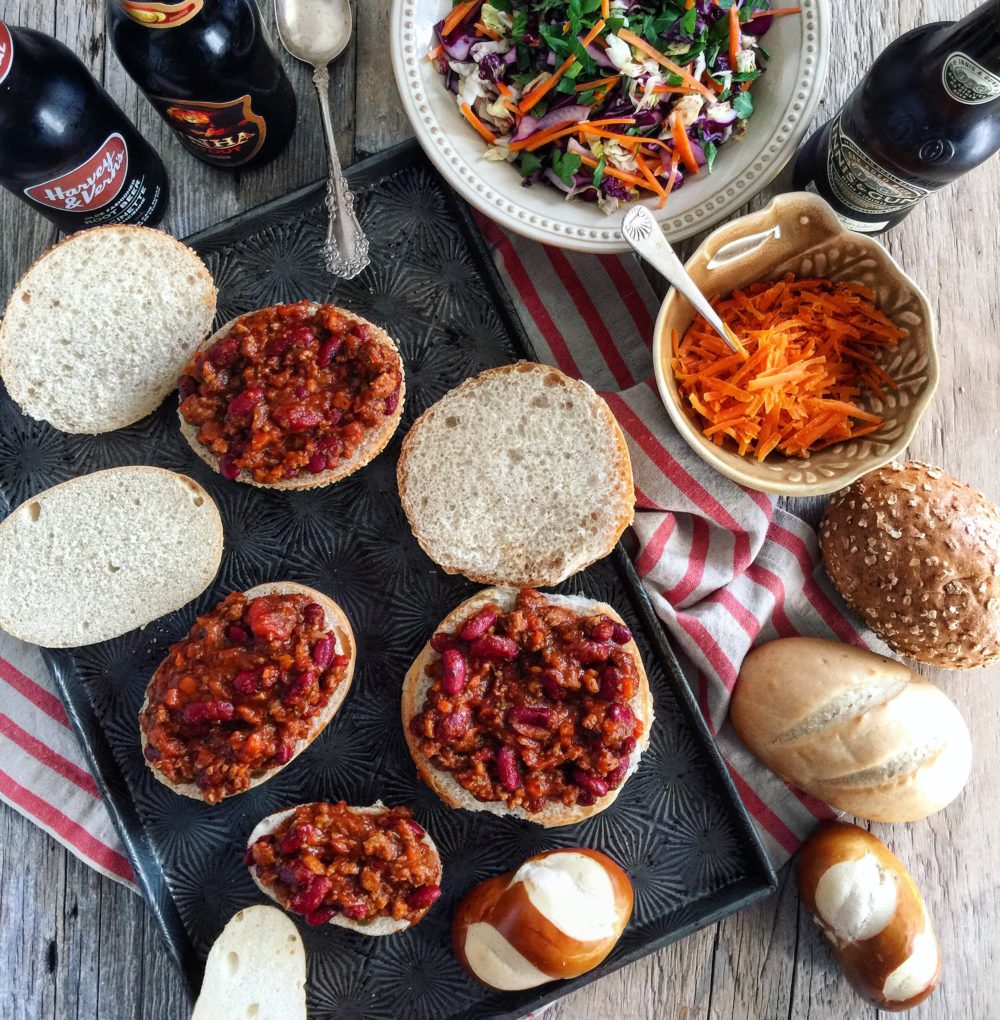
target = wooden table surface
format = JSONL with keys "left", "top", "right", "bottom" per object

{"left": 1, "top": 2, "right": 998, "bottom": 1018}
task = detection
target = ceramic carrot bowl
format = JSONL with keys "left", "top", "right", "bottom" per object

{"left": 652, "top": 192, "right": 940, "bottom": 497}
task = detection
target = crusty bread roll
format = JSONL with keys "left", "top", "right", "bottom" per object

{"left": 402, "top": 588, "right": 653, "bottom": 827}
{"left": 820, "top": 461, "right": 1000, "bottom": 669}
{"left": 191, "top": 906, "right": 306, "bottom": 1020}
{"left": 178, "top": 303, "right": 404, "bottom": 490}
{"left": 246, "top": 802, "right": 441, "bottom": 937}
{"left": 453, "top": 848, "right": 633, "bottom": 991}
{"left": 140, "top": 581, "right": 355, "bottom": 801}
{"left": 730, "top": 637, "right": 971, "bottom": 822}
{"left": 0, "top": 466, "right": 222, "bottom": 647}
{"left": 799, "top": 822, "right": 940, "bottom": 1012}
{"left": 397, "top": 362, "right": 634, "bottom": 588}
{"left": 0, "top": 225, "right": 216, "bottom": 433}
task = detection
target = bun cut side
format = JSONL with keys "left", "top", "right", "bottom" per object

{"left": 0, "top": 467, "right": 222, "bottom": 647}
{"left": 397, "top": 362, "right": 634, "bottom": 588}
{"left": 0, "top": 225, "right": 216, "bottom": 434}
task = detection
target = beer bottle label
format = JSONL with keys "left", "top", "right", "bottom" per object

{"left": 151, "top": 95, "right": 267, "bottom": 166}
{"left": 0, "top": 20, "right": 13, "bottom": 85}
{"left": 826, "top": 114, "right": 938, "bottom": 218}
{"left": 119, "top": 1, "right": 204, "bottom": 28}
{"left": 23, "top": 133, "right": 131, "bottom": 214}
{"left": 942, "top": 52, "right": 1000, "bottom": 106}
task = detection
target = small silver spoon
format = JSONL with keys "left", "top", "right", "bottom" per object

{"left": 275, "top": 0, "right": 370, "bottom": 279}
{"left": 621, "top": 205, "right": 741, "bottom": 354}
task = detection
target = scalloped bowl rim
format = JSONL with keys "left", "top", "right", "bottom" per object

{"left": 390, "top": 0, "right": 832, "bottom": 252}
{"left": 651, "top": 194, "right": 941, "bottom": 497}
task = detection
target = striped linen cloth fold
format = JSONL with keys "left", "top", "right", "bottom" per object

{"left": 0, "top": 219, "right": 878, "bottom": 893}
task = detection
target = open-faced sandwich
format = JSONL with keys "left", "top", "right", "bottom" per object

{"left": 178, "top": 300, "right": 404, "bottom": 488}
{"left": 246, "top": 801, "right": 442, "bottom": 935}
{"left": 140, "top": 582, "right": 355, "bottom": 803}
{"left": 403, "top": 588, "right": 653, "bottom": 827}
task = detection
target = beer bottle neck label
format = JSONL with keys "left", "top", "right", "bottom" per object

{"left": 826, "top": 114, "right": 940, "bottom": 218}
{"left": 0, "top": 21, "right": 14, "bottom": 85}
{"left": 151, "top": 94, "right": 267, "bottom": 165}
{"left": 119, "top": 1, "right": 204, "bottom": 28}
{"left": 942, "top": 52, "right": 1000, "bottom": 105}
{"left": 23, "top": 133, "right": 131, "bottom": 213}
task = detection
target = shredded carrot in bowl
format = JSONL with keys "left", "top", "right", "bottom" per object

{"left": 671, "top": 274, "right": 907, "bottom": 461}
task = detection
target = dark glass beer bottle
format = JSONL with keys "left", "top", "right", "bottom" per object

{"left": 106, "top": 0, "right": 297, "bottom": 170}
{"left": 0, "top": 20, "right": 168, "bottom": 232}
{"left": 793, "top": 0, "right": 1000, "bottom": 234}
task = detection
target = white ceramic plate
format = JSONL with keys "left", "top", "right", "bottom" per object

{"left": 390, "top": 1, "right": 831, "bottom": 252}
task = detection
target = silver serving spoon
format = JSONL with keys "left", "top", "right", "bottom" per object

{"left": 621, "top": 205, "right": 741, "bottom": 354}
{"left": 274, "top": 0, "right": 370, "bottom": 279}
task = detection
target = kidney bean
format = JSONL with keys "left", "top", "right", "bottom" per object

{"left": 572, "top": 768, "right": 609, "bottom": 799}
{"left": 278, "top": 860, "right": 314, "bottom": 887}
{"left": 496, "top": 746, "right": 520, "bottom": 792}
{"left": 303, "top": 602, "right": 325, "bottom": 628}
{"left": 540, "top": 668, "right": 567, "bottom": 701}
{"left": 226, "top": 386, "right": 264, "bottom": 421}
{"left": 182, "top": 700, "right": 234, "bottom": 725}
{"left": 219, "top": 454, "right": 240, "bottom": 481}
{"left": 178, "top": 374, "right": 199, "bottom": 399}
{"left": 290, "top": 875, "right": 332, "bottom": 915}
{"left": 384, "top": 387, "right": 401, "bottom": 415}
{"left": 440, "top": 648, "right": 467, "bottom": 695}
{"left": 588, "top": 617, "right": 615, "bottom": 642}
{"left": 273, "top": 403, "right": 324, "bottom": 432}
{"left": 605, "top": 756, "right": 631, "bottom": 790}
{"left": 621, "top": 736, "right": 637, "bottom": 755}
{"left": 470, "top": 634, "right": 520, "bottom": 661}
{"left": 288, "top": 326, "right": 317, "bottom": 348}
{"left": 403, "top": 819, "right": 425, "bottom": 840}
{"left": 312, "top": 634, "right": 336, "bottom": 670}
{"left": 606, "top": 703, "right": 634, "bottom": 728}
{"left": 274, "top": 742, "right": 295, "bottom": 765}
{"left": 460, "top": 607, "right": 498, "bottom": 641}
{"left": 242, "top": 846, "right": 255, "bottom": 867}
{"left": 430, "top": 631, "right": 457, "bottom": 653}
{"left": 208, "top": 336, "right": 239, "bottom": 368}
{"left": 340, "top": 902, "right": 369, "bottom": 920}
{"left": 611, "top": 622, "right": 632, "bottom": 645}
{"left": 435, "top": 706, "right": 471, "bottom": 743}
{"left": 508, "top": 705, "right": 555, "bottom": 732}
{"left": 280, "top": 823, "right": 319, "bottom": 856}
{"left": 307, "top": 451, "right": 327, "bottom": 474}
{"left": 317, "top": 335, "right": 343, "bottom": 367}
{"left": 282, "top": 670, "right": 317, "bottom": 706}
{"left": 577, "top": 790, "right": 596, "bottom": 807}
{"left": 576, "top": 640, "right": 613, "bottom": 665}
{"left": 597, "top": 666, "right": 622, "bottom": 701}
{"left": 266, "top": 333, "right": 295, "bottom": 358}
{"left": 143, "top": 745, "right": 160, "bottom": 762}
{"left": 406, "top": 885, "right": 442, "bottom": 911}
{"left": 304, "top": 906, "right": 337, "bottom": 926}
{"left": 226, "top": 623, "right": 249, "bottom": 645}
{"left": 231, "top": 670, "right": 262, "bottom": 696}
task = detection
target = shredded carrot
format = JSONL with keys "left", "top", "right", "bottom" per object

{"left": 671, "top": 274, "right": 907, "bottom": 461}
{"left": 427, "top": 43, "right": 444, "bottom": 61}
{"left": 475, "top": 21, "right": 501, "bottom": 41}
{"left": 602, "top": 0, "right": 610, "bottom": 16}
{"left": 728, "top": 3, "right": 741, "bottom": 72}
{"left": 496, "top": 81, "right": 514, "bottom": 98}
{"left": 575, "top": 74, "right": 621, "bottom": 92}
{"left": 509, "top": 116, "right": 635, "bottom": 152}
{"left": 636, "top": 153, "right": 667, "bottom": 204}
{"left": 652, "top": 84, "right": 698, "bottom": 95}
{"left": 685, "top": 0, "right": 696, "bottom": 8}
{"left": 441, "top": 0, "right": 480, "bottom": 38}
{"left": 751, "top": 6, "right": 801, "bottom": 18}
{"left": 460, "top": 102, "right": 497, "bottom": 143}
{"left": 578, "top": 153, "right": 649, "bottom": 192}
{"left": 520, "top": 19, "right": 606, "bottom": 114}
{"left": 616, "top": 28, "right": 715, "bottom": 101}
{"left": 671, "top": 113, "right": 700, "bottom": 175}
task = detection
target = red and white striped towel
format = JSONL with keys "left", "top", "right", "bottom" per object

{"left": 0, "top": 220, "right": 879, "bottom": 892}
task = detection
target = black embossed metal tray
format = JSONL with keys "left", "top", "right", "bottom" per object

{"left": 0, "top": 140, "right": 775, "bottom": 1019}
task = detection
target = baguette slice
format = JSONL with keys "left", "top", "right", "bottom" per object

{"left": 397, "top": 362, "right": 634, "bottom": 588}
{"left": 0, "top": 225, "right": 216, "bottom": 434}
{"left": 0, "top": 466, "right": 222, "bottom": 647}
{"left": 178, "top": 303, "right": 405, "bottom": 490}
{"left": 402, "top": 588, "right": 653, "bottom": 827}
{"left": 140, "top": 581, "right": 355, "bottom": 801}
{"left": 191, "top": 905, "right": 306, "bottom": 1020}
{"left": 247, "top": 802, "right": 442, "bottom": 936}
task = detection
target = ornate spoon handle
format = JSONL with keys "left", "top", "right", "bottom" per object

{"left": 313, "top": 66, "right": 370, "bottom": 280}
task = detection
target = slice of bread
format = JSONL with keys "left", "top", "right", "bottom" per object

{"left": 0, "top": 466, "right": 222, "bottom": 647}
{"left": 191, "top": 905, "right": 307, "bottom": 1020}
{"left": 140, "top": 581, "right": 356, "bottom": 801}
{"left": 247, "top": 802, "right": 442, "bottom": 936}
{"left": 397, "top": 362, "right": 634, "bottom": 588}
{"left": 178, "top": 303, "right": 405, "bottom": 490}
{"left": 0, "top": 225, "right": 216, "bottom": 434}
{"left": 402, "top": 588, "right": 654, "bottom": 828}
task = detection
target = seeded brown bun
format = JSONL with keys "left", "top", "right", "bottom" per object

{"left": 140, "top": 581, "right": 355, "bottom": 801}
{"left": 178, "top": 303, "right": 404, "bottom": 490}
{"left": 401, "top": 588, "right": 654, "bottom": 828}
{"left": 246, "top": 803, "right": 442, "bottom": 937}
{"left": 820, "top": 461, "right": 1000, "bottom": 669}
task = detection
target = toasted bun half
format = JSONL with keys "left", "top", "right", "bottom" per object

{"left": 140, "top": 581, "right": 355, "bottom": 801}
{"left": 246, "top": 802, "right": 442, "bottom": 936}
{"left": 397, "top": 362, "right": 634, "bottom": 588}
{"left": 191, "top": 905, "right": 306, "bottom": 1020}
{"left": 402, "top": 588, "right": 653, "bottom": 827}
{"left": 178, "top": 303, "right": 405, "bottom": 490}
{"left": 0, "top": 466, "right": 222, "bottom": 647}
{"left": 0, "top": 225, "right": 216, "bottom": 434}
